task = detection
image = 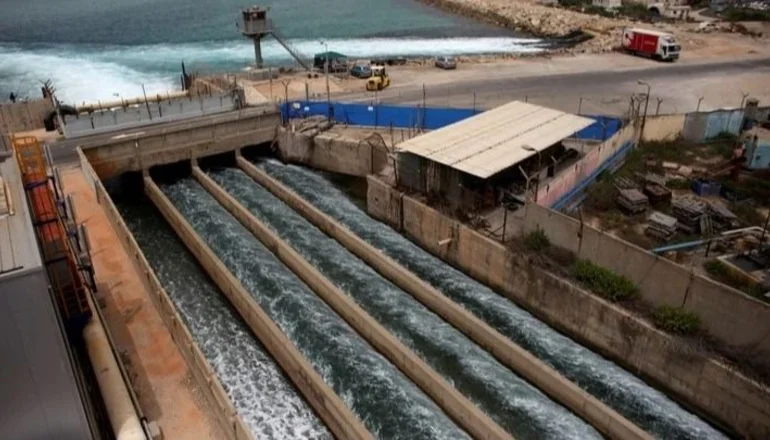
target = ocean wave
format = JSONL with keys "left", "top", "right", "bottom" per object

{"left": 1, "top": 36, "right": 543, "bottom": 104}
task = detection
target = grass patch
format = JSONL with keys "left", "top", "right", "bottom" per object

{"left": 652, "top": 306, "right": 701, "bottom": 335}
{"left": 704, "top": 259, "right": 765, "bottom": 299}
{"left": 525, "top": 229, "right": 550, "bottom": 252}
{"left": 571, "top": 260, "right": 639, "bottom": 302}
{"left": 725, "top": 7, "right": 770, "bottom": 22}
{"left": 730, "top": 201, "right": 764, "bottom": 226}
{"left": 666, "top": 178, "right": 692, "bottom": 190}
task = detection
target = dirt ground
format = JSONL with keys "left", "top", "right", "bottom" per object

{"left": 61, "top": 166, "right": 224, "bottom": 440}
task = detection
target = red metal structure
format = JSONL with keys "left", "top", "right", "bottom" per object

{"left": 13, "top": 136, "right": 91, "bottom": 331}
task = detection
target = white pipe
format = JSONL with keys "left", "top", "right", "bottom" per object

{"left": 76, "top": 90, "right": 189, "bottom": 113}
{"left": 82, "top": 309, "right": 146, "bottom": 440}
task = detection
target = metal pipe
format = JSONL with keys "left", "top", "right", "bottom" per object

{"left": 75, "top": 90, "right": 188, "bottom": 113}
{"left": 82, "top": 302, "right": 146, "bottom": 440}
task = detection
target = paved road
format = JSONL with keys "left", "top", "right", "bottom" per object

{"left": 335, "top": 57, "right": 770, "bottom": 115}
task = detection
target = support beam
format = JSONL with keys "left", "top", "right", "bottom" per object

{"left": 237, "top": 157, "right": 652, "bottom": 440}
{"left": 143, "top": 175, "right": 372, "bottom": 440}
{"left": 192, "top": 166, "right": 513, "bottom": 440}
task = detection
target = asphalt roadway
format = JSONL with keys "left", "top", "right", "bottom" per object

{"left": 335, "top": 56, "right": 770, "bottom": 116}
{"left": 51, "top": 56, "right": 770, "bottom": 163}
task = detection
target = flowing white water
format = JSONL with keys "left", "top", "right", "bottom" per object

{"left": 0, "top": 37, "right": 543, "bottom": 103}
{"left": 161, "top": 178, "right": 469, "bottom": 440}
{"left": 212, "top": 167, "right": 602, "bottom": 440}
{"left": 256, "top": 158, "right": 729, "bottom": 440}
{"left": 117, "top": 200, "right": 330, "bottom": 439}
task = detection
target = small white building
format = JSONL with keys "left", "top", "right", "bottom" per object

{"left": 592, "top": 0, "right": 622, "bottom": 9}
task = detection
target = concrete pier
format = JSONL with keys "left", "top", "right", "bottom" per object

{"left": 143, "top": 175, "right": 372, "bottom": 440}
{"left": 192, "top": 165, "right": 513, "bottom": 440}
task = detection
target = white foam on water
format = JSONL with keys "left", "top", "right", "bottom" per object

{"left": 1, "top": 36, "right": 543, "bottom": 103}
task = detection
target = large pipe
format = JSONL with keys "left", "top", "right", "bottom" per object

{"left": 75, "top": 90, "right": 189, "bottom": 113}
{"left": 82, "top": 301, "right": 146, "bottom": 440}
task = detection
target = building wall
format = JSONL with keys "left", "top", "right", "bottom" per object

{"left": 522, "top": 202, "right": 770, "bottom": 361}
{"left": 0, "top": 98, "right": 53, "bottom": 133}
{"left": 367, "top": 178, "right": 770, "bottom": 439}
{"left": 0, "top": 268, "right": 93, "bottom": 440}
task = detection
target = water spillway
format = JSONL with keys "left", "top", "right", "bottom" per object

{"left": 209, "top": 167, "right": 602, "bottom": 440}
{"left": 115, "top": 198, "right": 330, "bottom": 439}
{"left": 255, "top": 159, "right": 729, "bottom": 440}
{"left": 160, "top": 178, "right": 469, "bottom": 440}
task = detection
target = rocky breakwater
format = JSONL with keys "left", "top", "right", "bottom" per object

{"left": 420, "top": 0, "right": 630, "bottom": 52}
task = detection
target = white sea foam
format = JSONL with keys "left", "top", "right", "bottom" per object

{"left": 1, "top": 36, "right": 542, "bottom": 103}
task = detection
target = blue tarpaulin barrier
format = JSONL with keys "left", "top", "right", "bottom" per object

{"left": 281, "top": 101, "right": 621, "bottom": 142}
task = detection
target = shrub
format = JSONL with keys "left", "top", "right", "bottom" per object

{"left": 666, "top": 178, "right": 692, "bottom": 190}
{"left": 724, "top": 7, "right": 770, "bottom": 22}
{"left": 571, "top": 260, "right": 639, "bottom": 301}
{"left": 704, "top": 259, "right": 766, "bottom": 300}
{"left": 525, "top": 229, "right": 550, "bottom": 252}
{"left": 652, "top": 306, "right": 701, "bottom": 335}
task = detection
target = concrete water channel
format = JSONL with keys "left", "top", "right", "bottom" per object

{"left": 110, "top": 153, "right": 728, "bottom": 440}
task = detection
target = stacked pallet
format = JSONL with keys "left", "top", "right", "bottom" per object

{"left": 617, "top": 189, "right": 649, "bottom": 215}
{"left": 672, "top": 196, "right": 708, "bottom": 234}
{"left": 646, "top": 211, "right": 678, "bottom": 241}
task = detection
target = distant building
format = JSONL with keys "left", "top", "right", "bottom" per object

{"left": 744, "top": 126, "right": 770, "bottom": 170}
{"left": 593, "top": 0, "right": 622, "bottom": 9}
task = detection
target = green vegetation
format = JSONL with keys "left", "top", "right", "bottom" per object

{"left": 652, "top": 306, "right": 701, "bottom": 335}
{"left": 571, "top": 260, "right": 639, "bottom": 302}
{"left": 730, "top": 201, "right": 764, "bottom": 226}
{"left": 704, "top": 259, "right": 765, "bottom": 299}
{"left": 724, "top": 7, "right": 770, "bottom": 22}
{"left": 666, "top": 178, "right": 693, "bottom": 190}
{"left": 525, "top": 229, "right": 551, "bottom": 252}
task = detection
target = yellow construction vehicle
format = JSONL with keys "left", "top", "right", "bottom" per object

{"left": 366, "top": 66, "right": 391, "bottom": 91}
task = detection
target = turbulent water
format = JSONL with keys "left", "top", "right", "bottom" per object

{"left": 210, "top": 167, "right": 601, "bottom": 440}
{"left": 0, "top": 0, "right": 542, "bottom": 103}
{"left": 256, "top": 159, "right": 729, "bottom": 440}
{"left": 116, "top": 197, "right": 330, "bottom": 439}
{"left": 161, "top": 178, "right": 468, "bottom": 439}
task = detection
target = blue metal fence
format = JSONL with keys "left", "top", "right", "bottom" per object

{"left": 281, "top": 101, "right": 478, "bottom": 130}
{"left": 282, "top": 101, "right": 622, "bottom": 142}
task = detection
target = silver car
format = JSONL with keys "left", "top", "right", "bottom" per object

{"left": 435, "top": 56, "right": 457, "bottom": 70}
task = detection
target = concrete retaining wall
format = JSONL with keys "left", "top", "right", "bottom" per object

{"left": 83, "top": 109, "right": 280, "bottom": 179}
{"left": 367, "top": 178, "right": 770, "bottom": 439}
{"left": 196, "top": 163, "right": 511, "bottom": 440}
{"left": 143, "top": 175, "right": 371, "bottom": 440}
{"left": 277, "top": 128, "right": 388, "bottom": 177}
{"left": 641, "top": 114, "right": 686, "bottom": 142}
{"left": 75, "top": 149, "right": 253, "bottom": 440}
{"left": 523, "top": 203, "right": 770, "bottom": 360}
{"left": 246, "top": 160, "right": 649, "bottom": 440}
{"left": 0, "top": 98, "right": 53, "bottom": 133}
{"left": 63, "top": 94, "right": 237, "bottom": 139}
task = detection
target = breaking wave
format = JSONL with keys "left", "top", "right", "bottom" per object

{"left": 0, "top": 36, "right": 543, "bottom": 103}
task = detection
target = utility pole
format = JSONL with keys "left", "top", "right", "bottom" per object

{"left": 655, "top": 98, "right": 663, "bottom": 115}
{"left": 637, "top": 80, "right": 651, "bottom": 136}
{"left": 321, "top": 40, "right": 331, "bottom": 122}
{"left": 696, "top": 96, "right": 704, "bottom": 112}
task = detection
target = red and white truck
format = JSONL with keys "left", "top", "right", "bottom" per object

{"left": 621, "top": 28, "right": 680, "bottom": 61}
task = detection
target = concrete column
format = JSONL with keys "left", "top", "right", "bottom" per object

{"left": 253, "top": 36, "right": 263, "bottom": 69}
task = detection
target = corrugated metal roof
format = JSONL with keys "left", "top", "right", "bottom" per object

{"left": 397, "top": 101, "right": 595, "bottom": 179}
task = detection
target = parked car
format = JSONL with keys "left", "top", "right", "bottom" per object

{"left": 350, "top": 64, "right": 372, "bottom": 78}
{"left": 435, "top": 56, "right": 457, "bottom": 70}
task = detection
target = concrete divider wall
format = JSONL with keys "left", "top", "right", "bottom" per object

{"left": 278, "top": 130, "right": 376, "bottom": 177}
{"left": 0, "top": 98, "right": 53, "bottom": 133}
{"left": 196, "top": 164, "right": 512, "bottom": 440}
{"left": 143, "top": 176, "right": 371, "bottom": 440}
{"left": 76, "top": 149, "right": 253, "bottom": 440}
{"left": 641, "top": 114, "right": 686, "bottom": 142}
{"left": 247, "top": 162, "right": 648, "bottom": 440}
{"left": 367, "top": 178, "right": 770, "bottom": 439}
{"left": 523, "top": 202, "right": 770, "bottom": 358}
{"left": 366, "top": 176, "right": 403, "bottom": 230}
{"left": 84, "top": 110, "right": 280, "bottom": 179}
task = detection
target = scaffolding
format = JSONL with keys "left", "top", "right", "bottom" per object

{"left": 13, "top": 136, "right": 92, "bottom": 331}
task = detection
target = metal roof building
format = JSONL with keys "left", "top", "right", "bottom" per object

{"left": 397, "top": 101, "right": 594, "bottom": 179}
{"left": 395, "top": 101, "right": 594, "bottom": 210}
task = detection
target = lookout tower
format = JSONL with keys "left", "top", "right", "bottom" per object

{"left": 241, "top": 6, "right": 271, "bottom": 68}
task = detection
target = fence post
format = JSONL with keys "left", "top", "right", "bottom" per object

{"left": 577, "top": 97, "right": 583, "bottom": 115}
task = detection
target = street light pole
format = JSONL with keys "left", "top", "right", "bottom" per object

{"left": 320, "top": 40, "right": 331, "bottom": 122}
{"left": 637, "top": 80, "right": 651, "bottom": 136}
